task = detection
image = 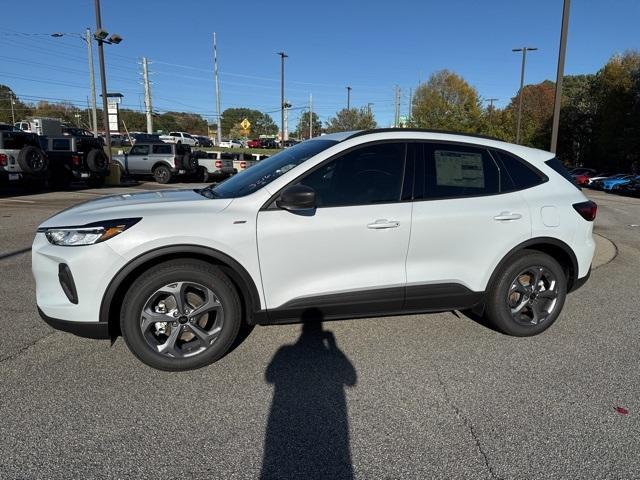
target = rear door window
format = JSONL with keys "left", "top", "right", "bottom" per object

{"left": 420, "top": 143, "right": 500, "bottom": 199}
{"left": 152, "top": 144, "right": 172, "bottom": 154}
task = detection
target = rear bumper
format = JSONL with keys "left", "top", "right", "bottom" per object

{"left": 570, "top": 266, "right": 591, "bottom": 293}
{"left": 38, "top": 307, "right": 110, "bottom": 339}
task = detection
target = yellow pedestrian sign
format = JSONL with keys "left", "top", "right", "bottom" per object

{"left": 240, "top": 118, "right": 251, "bottom": 130}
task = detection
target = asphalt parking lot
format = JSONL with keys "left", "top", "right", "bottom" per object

{"left": 0, "top": 184, "right": 638, "bottom": 479}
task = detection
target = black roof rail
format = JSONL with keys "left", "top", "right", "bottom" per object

{"left": 345, "top": 128, "right": 504, "bottom": 142}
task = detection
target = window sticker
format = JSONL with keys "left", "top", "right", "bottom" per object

{"left": 434, "top": 150, "right": 485, "bottom": 188}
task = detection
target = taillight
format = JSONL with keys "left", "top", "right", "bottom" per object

{"left": 240, "top": 161, "right": 247, "bottom": 169}
{"left": 71, "top": 155, "right": 81, "bottom": 166}
{"left": 0, "top": 153, "right": 7, "bottom": 166}
{"left": 573, "top": 200, "right": 597, "bottom": 221}
{"left": 215, "top": 160, "right": 222, "bottom": 168}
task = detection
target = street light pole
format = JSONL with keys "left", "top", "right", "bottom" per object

{"left": 277, "top": 52, "right": 288, "bottom": 145}
{"left": 551, "top": 0, "right": 571, "bottom": 153}
{"left": 85, "top": 28, "right": 98, "bottom": 138}
{"left": 346, "top": 86, "right": 352, "bottom": 110}
{"left": 94, "top": 0, "right": 111, "bottom": 161}
{"left": 512, "top": 46, "right": 537, "bottom": 144}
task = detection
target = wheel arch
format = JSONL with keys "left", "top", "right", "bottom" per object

{"left": 486, "top": 237, "right": 579, "bottom": 294}
{"left": 152, "top": 161, "right": 172, "bottom": 172}
{"left": 100, "top": 245, "right": 262, "bottom": 338}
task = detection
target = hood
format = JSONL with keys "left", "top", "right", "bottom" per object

{"left": 39, "top": 188, "right": 233, "bottom": 228}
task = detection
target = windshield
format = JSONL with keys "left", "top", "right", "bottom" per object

{"left": 208, "top": 139, "right": 337, "bottom": 198}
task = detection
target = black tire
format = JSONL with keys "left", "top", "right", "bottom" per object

{"left": 17, "top": 146, "right": 48, "bottom": 174}
{"left": 153, "top": 165, "right": 172, "bottom": 184}
{"left": 484, "top": 249, "right": 567, "bottom": 336}
{"left": 120, "top": 259, "right": 243, "bottom": 371}
{"left": 199, "top": 166, "right": 210, "bottom": 183}
{"left": 86, "top": 149, "right": 109, "bottom": 173}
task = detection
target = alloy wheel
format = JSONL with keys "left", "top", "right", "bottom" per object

{"left": 139, "top": 281, "right": 224, "bottom": 358}
{"left": 507, "top": 266, "right": 559, "bottom": 326}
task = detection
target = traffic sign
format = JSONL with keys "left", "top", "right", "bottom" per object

{"left": 240, "top": 118, "right": 251, "bottom": 130}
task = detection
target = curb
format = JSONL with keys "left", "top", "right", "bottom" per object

{"left": 592, "top": 233, "right": 618, "bottom": 269}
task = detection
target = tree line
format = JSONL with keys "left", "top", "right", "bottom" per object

{"left": 406, "top": 51, "right": 640, "bottom": 172}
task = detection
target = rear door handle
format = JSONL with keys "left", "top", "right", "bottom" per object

{"left": 493, "top": 212, "right": 522, "bottom": 221}
{"left": 367, "top": 219, "right": 400, "bottom": 229}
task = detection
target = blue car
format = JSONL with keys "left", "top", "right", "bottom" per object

{"left": 601, "top": 175, "right": 637, "bottom": 191}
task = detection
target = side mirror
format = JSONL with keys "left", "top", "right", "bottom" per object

{"left": 276, "top": 184, "right": 316, "bottom": 211}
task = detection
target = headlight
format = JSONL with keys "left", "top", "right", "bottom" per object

{"left": 39, "top": 218, "right": 141, "bottom": 246}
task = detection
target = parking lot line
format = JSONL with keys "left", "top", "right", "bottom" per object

{"left": 0, "top": 198, "right": 36, "bottom": 204}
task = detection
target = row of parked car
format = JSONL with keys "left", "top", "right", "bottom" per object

{"left": 570, "top": 168, "right": 640, "bottom": 196}
{"left": 111, "top": 141, "right": 270, "bottom": 184}
{"left": 0, "top": 125, "right": 109, "bottom": 189}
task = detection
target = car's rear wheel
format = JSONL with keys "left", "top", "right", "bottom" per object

{"left": 484, "top": 250, "right": 567, "bottom": 336}
{"left": 120, "top": 260, "right": 243, "bottom": 370}
{"left": 153, "top": 165, "right": 172, "bottom": 184}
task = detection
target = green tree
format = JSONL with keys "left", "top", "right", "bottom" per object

{"left": 0, "top": 85, "right": 31, "bottom": 124}
{"left": 325, "top": 107, "right": 376, "bottom": 133}
{"left": 294, "top": 111, "right": 322, "bottom": 139}
{"left": 503, "top": 80, "right": 555, "bottom": 148}
{"left": 220, "top": 108, "right": 277, "bottom": 137}
{"left": 411, "top": 70, "right": 482, "bottom": 132}
{"left": 588, "top": 51, "right": 640, "bottom": 171}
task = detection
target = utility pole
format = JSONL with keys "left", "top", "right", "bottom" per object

{"left": 367, "top": 102, "right": 374, "bottom": 117}
{"left": 485, "top": 98, "right": 499, "bottom": 110}
{"left": 9, "top": 92, "right": 15, "bottom": 124}
{"left": 408, "top": 88, "right": 413, "bottom": 121}
{"left": 551, "top": 0, "right": 571, "bottom": 153}
{"left": 94, "top": 0, "right": 111, "bottom": 160}
{"left": 394, "top": 86, "right": 401, "bottom": 127}
{"left": 309, "top": 93, "right": 313, "bottom": 139}
{"left": 346, "top": 86, "right": 352, "bottom": 110}
{"left": 277, "top": 51, "right": 288, "bottom": 145}
{"left": 512, "top": 46, "right": 537, "bottom": 144}
{"left": 213, "top": 33, "right": 222, "bottom": 146}
{"left": 142, "top": 57, "right": 153, "bottom": 134}
{"left": 85, "top": 28, "right": 98, "bottom": 137}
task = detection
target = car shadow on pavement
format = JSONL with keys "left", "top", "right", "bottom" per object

{"left": 260, "top": 312, "right": 357, "bottom": 480}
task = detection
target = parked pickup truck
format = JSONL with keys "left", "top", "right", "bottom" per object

{"left": 158, "top": 131, "right": 198, "bottom": 146}
{"left": 194, "top": 151, "right": 237, "bottom": 182}
{"left": 112, "top": 142, "right": 199, "bottom": 183}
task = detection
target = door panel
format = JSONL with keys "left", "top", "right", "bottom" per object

{"left": 406, "top": 143, "right": 532, "bottom": 293}
{"left": 257, "top": 141, "right": 412, "bottom": 313}
{"left": 257, "top": 203, "right": 412, "bottom": 310}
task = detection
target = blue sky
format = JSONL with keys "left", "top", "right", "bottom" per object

{"left": 1, "top": 0, "right": 638, "bottom": 128}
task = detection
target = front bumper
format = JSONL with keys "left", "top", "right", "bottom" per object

{"left": 38, "top": 308, "right": 110, "bottom": 339}
{"left": 32, "top": 233, "right": 126, "bottom": 325}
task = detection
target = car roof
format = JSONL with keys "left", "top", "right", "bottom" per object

{"left": 319, "top": 128, "right": 556, "bottom": 165}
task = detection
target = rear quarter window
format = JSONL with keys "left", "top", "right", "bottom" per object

{"left": 493, "top": 150, "right": 547, "bottom": 191}
{"left": 544, "top": 157, "right": 579, "bottom": 189}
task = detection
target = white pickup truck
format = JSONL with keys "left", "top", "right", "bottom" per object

{"left": 158, "top": 131, "right": 198, "bottom": 146}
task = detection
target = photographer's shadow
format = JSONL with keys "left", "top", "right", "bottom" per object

{"left": 261, "top": 313, "right": 357, "bottom": 480}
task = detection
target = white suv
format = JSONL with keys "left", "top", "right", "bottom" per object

{"left": 32, "top": 130, "right": 596, "bottom": 370}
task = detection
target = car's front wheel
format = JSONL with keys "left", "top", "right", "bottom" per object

{"left": 120, "top": 259, "right": 242, "bottom": 370}
{"left": 484, "top": 250, "right": 567, "bottom": 336}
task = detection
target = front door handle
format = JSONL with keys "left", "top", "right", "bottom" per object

{"left": 367, "top": 219, "right": 400, "bottom": 229}
{"left": 494, "top": 212, "right": 522, "bottom": 221}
